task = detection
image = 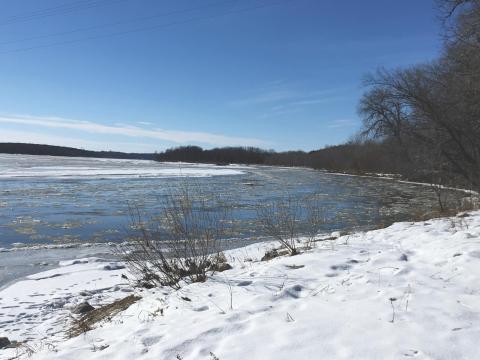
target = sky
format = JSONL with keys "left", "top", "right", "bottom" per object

{"left": 0, "top": 0, "right": 442, "bottom": 153}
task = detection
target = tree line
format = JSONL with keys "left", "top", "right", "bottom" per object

{"left": 154, "top": 142, "right": 405, "bottom": 176}
{"left": 0, "top": 143, "right": 155, "bottom": 160}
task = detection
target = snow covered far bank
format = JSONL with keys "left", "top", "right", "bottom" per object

{"left": 0, "top": 154, "right": 245, "bottom": 179}
{"left": 327, "top": 170, "right": 479, "bottom": 196}
{"left": 2, "top": 212, "right": 480, "bottom": 359}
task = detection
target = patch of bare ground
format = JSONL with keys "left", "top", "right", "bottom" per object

{"left": 68, "top": 295, "right": 141, "bottom": 338}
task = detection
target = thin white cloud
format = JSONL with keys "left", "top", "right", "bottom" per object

{"left": 230, "top": 83, "right": 353, "bottom": 122}
{"left": 258, "top": 107, "right": 302, "bottom": 119}
{"left": 327, "top": 119, "right": 358, "bottom": 128}
{"left": 229, "top": 89, "right": 298, "bottom": 106}
{"left": 290, "top": 96, "right": 345, "bottom": 106}
{"left": 0, "top": 114, "right": 268, "bottom": 148}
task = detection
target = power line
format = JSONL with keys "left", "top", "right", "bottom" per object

{"left": 0, "top": 0, "right": 292, "bottom": 55}
{"left": 0, "top": 0, "right": 130, "bottom": 26}
{"left": 0, "top": 0, "right": 239, "bottom": 46}
{"left": 1, "top": 0, "right": 101, "bottom": 23}
{"left": 0, "top": 0, "right": 124, "bottom": 25}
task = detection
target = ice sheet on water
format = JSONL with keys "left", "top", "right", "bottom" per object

{"left": 0, "top": 154, "right": 244, "bottom": 179}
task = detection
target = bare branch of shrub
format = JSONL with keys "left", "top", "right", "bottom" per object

{"left": 116, "top": 183, "right": 233, "bottom": 289}
{"left": 257, "top": 195, "right": 326, "bottom": 256}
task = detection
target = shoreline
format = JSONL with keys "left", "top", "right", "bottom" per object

{"left": 323, "top": 169, "right": 479, "bottom": 196}
{"left": 1, "top": 210, "right": 480, "bottom": 359}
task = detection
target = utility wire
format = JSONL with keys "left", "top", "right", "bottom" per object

{"left": 0, "top": 0, "right": 130, "bottom": 26}
{"left": 0, "top": 0, "right": 292, "bottom": 55}
{"left": 0, "top": 0, "right": 123, "bottom": 25}
{"left": 0, "top": 0, "right": 239, "bottom": 45}
{"left": 0, "top": 0, "right": 101, "bottom": 23}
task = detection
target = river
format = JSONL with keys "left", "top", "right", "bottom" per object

{"left": 0, "top": 154, "right": 463, "bottom": 287}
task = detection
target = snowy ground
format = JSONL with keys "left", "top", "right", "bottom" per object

{"left": 1, "top": 211, "right": 480, "bottom": 359}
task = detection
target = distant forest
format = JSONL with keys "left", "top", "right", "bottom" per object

{"left": 0, "top": 143, "right": 155, "bottom": 160}
{"left": 154, "top": 143, "right": 411, "bottom": 178}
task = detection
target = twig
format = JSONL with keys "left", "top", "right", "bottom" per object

{"left": 286, "top": 312, "right": 295, "bottom": 322}
{"left": 389, "top": 297, "right": 397, "bottom": 323}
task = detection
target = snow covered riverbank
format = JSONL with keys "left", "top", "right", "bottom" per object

{"left": 1, "top": 211, "right": 480, "bottom": 359}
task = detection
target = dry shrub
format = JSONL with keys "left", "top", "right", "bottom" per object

{"left": 412, "top": 192, "right": 479, "bottom": 222}
{"left": 257, "top": 195, "right": 326, "bottom": 256}
{"left": 118, "top": 184, "right": 233, "bottom": 289}
{"left": 261, "top": 247, "right": 290, "bottom": 261}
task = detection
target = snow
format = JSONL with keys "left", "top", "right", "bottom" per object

{"left": 0, "top": 167, "right": 243, "bottom": 179}
{"left": 2, "top": 212, "right": 480, "bottom": 359}
{"left": 0, "top": 154, "right": 245, "bottom": 179}
{"left": 328, "top": 170, "right": 478, "bottom": 196}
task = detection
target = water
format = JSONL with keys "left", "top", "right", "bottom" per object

{"left": 0, "top": 154, "right": 462, "bottom": 287}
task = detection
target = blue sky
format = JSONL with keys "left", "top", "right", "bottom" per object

{"left": 0, "top": 0, "right": 441, "bottom": 152}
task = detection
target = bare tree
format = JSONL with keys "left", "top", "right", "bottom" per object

{"left": 359, "top": 55, "right": 480, "bottom": 191}
{"left": 358, "top": 83, "right": 409, "bottom": 142}
{"left": 438, "top": 0, "right": 480, "bottom": 52}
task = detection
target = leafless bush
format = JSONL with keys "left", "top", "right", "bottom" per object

{"left": 257, "top": 195, "right": 326, "bottom": 256}
{"left": 117, "top": 184, "right": 233, "bottom": 289}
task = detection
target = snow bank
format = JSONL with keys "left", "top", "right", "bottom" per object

{"left": 1, "top": 212, "right": 480, "bottom": 359}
